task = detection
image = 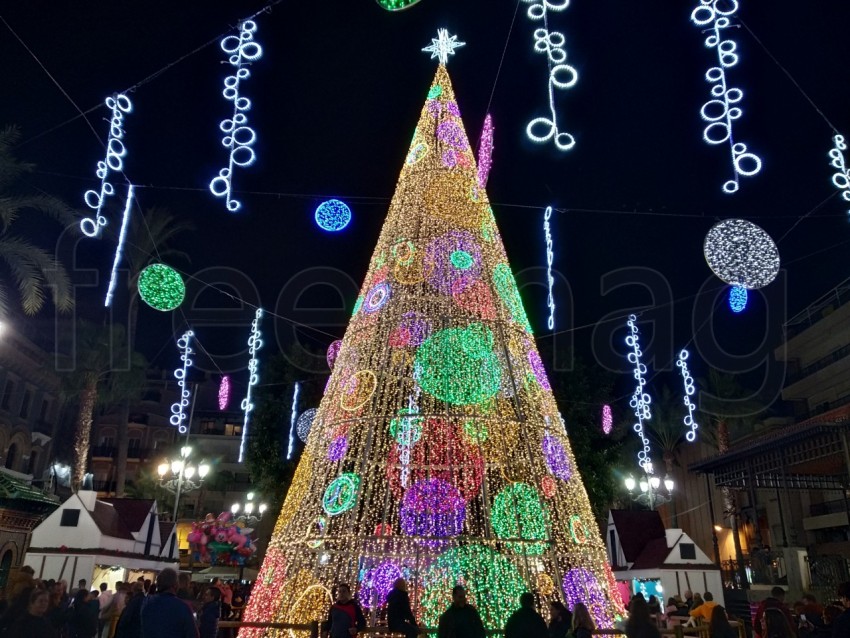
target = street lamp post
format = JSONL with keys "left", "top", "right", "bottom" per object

{"left": 157, "top": 445, "right": 210, "bottom": 521}
{"left": 624, "top": 473, "right": 674, "bottom": 510}
{"left": 230, "top": 492, "right": 267, "bottom": 582}
{"left": 230, "top": 492, "right": 268, "bottom": 527}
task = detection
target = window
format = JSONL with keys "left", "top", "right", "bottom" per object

{"left": 39, "top": 399, "right": 49, "bottom": 421}
{"left": 153, "top": 435, "right": 168, "bottom": 450}
{"left": 99, "top": 435, "right": 115, "bottom": 448}
{"left": 679, "top": 543, "right": 696, "bottom": 560}
{"left": 200, "top": 419, "right": 217, "bottom": 434}
{"left": 19, "top": 390, "right": 32, "bottom": 419}
{"left": 4, "top": 444, "right": 17, "bottom": 470}
{"left": 224, "top": 422, "right": 243, "bottom": 437}
{"left": 1, "top": 380, "right": 15, "bottom": 410}
{"left": 60, "top": 509, "right": 81, "bottom": 527}
{"left": 0, "top": 551, "right": 12, "bottom": 589}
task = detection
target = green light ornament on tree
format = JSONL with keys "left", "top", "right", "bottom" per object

{"left": 376, "top": 0, "right": 423, "bottom": 11}
{"left": 420, "top": 545, "right": 527, "bottom": 630}
{"left": 414, "top": 323, "right": 501, "bottom": 406}
{"left": 138, "top": 264, "right": 185, "bottom": 311}
{"left": 491, "top": 482, "right": 549, "bottom": 555}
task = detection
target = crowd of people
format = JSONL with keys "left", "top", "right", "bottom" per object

{"left": 0, "top": 566, "right": 253, "bottom": 638}
{"left": 316, "top": 579, "right": 850, "bottom": 638}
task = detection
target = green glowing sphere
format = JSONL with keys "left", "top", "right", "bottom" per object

{"left": 389, "top": 408, "right": 424, "bottom": 445}
{"left": 414, "top": 324, "right": 501, "bottom": 405}
{"left": 322, "top": 473, "right": 360, "bottom": 516}
{"left": 376, "top": 0, "right": 423, "bottom": 11}
{"left": 138, "top": 264, "right": 185, "bottom": 312}
{"left": 450, "top": 250, "right": 474, "bottom": 270}
{"left": 493, "top": 263, "right": 532, "bottom": 333}
{"left": 491, "top": 482, "right": 549, "bottom": 555}
{"left": 420, "top": 545, "right": 527, "bottom": 630}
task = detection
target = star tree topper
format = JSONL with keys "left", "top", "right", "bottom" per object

{"left": 422, "top": 28, "right": 465, "bottom": 65}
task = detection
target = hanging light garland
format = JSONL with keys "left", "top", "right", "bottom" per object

{"left": 287, "top": 381, "right": 301, "bottom": 460}
{"left": 103, "top": 184, "right": 134, "bottom": 308}
{"left": 209, "top": 20, "right": 263, "bottom": 212}
{"left": 543, "top": 206, "right": 555, "bottom": 330}
{"left": 218, "top": 375, "right": 231, "bottom": 411}
{"left": 676, "top": 349, "right": 699, "bottom": 442}
{"left": 477, "top": 114, "right": 494, "bottom": 189}
{"left": 625, "top": 314, "right": 653, "bottom": 473}
{"left": 601, "top": 404, "right": 613, "bottom": 435}
{"left": 239, "top": 308, "right": 263, "bottom": 463}
{"left": 690, "top": 0, "right": 761, "bottom": 193}
{"left": 829, "top": 134, "right": 850, "bottom": 214}
{"left": 170, "top": 330, "right": 194, "bottom": 434}
{"left": 522, "top": 0, "right": 578, "bottom": 151}
{"left": 81, "top": 93, "right": 132, "bottom": 238}
{"left": 728, "top": 285, "right": 748, "bottom": 313}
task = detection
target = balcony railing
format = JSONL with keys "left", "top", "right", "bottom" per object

{"left": 809, "top": 498, "right": 850, "bottom": 517}
{"left": 721, "top": 552, "right": 787, "bottom": 589}
{"left": 786, "top": 343, "right": 850, "bottom": 385}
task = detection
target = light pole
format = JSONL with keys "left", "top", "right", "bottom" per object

{"left": 624, "top": 473, "right": 674, "bottom": 510}
{"left": 230, "top": 491, "right": 268, "bottom": 527}
{"left": 230, "top": 492, "right": 267, "bottom": 582}
{"left": 157, "top": 445, "right": 210, "bottom": 521}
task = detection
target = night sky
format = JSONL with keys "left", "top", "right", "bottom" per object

{"left": 2, "top": 1, "right": 850, "bottom": 403}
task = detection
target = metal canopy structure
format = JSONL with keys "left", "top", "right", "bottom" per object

{"left": 689, "top": 420, "right": 850, "bottom": 491}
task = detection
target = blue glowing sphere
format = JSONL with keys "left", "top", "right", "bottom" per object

{"left": 729, "top": 285, "right": 748, "bottom": 313}
{"left": 315, "top": 199, "right": 352, "bottom": 232}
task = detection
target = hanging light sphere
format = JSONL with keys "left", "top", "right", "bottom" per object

{"left": 728, "top": 286, "right": 748, "bottom": 313}
{"left": 703, "top": 219, "right": 780, "bottom": 290}
{"left": 376, "top": 0, "right": 423, "bottom": 10}
{"left": 297, "top": 408, "right": 318, "bottom": 442}
{"left": 315, "top": 199, "right": 352, "bottom": 232}
{"left": 138, "top": 264, "right": 185, "bottom": 311}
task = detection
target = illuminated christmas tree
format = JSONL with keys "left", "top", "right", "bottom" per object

{"left": 241, "top": 40, "right": 624, "bottom": 637}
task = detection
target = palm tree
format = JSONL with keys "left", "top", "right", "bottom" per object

{"left": 111, "top": 206, "right": 193, "bottom": 496}
{"left": 0, "top": 125, "right": 74, "bottom": 316}
{"left": 61, "top": 321, "right": 145, "bottom": 491}
{"left": 648, "top": 385, "right": 687, "bottom": 526}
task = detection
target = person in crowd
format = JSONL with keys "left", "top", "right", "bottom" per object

{"left": 709, "top": 605, "right": 736, "bottom": 638}
{"left": 47, "top": 582, "right": 70, "bottom": 632}
{"left": 321, "top": 582, "right": 366, "bottom": 638}
{"left": 107, "top": 582, "right": 127, "bottom": 638}
{"left": 648, "top": 595, "right": 662, "bottom": 616}
{"left": 690, "top": 592, "right": 719, "bottom": 623}
{"left": 198, "top": 586, "right": 221, "bottom": 638}
{"left": 7, "top": 587, "right": 57, "bottom": 638}
{"left": 114, "top": 582, "right": 146, "bottom": 638}
{"left": 437, "top": 585, "right": 486, "bottom": 638}
{"left": 140, "top": 568, "right": 198, "bottom": 638}
{"left": 572, "top": 602, "right": 597, "bottom": 638}
{"left": 0, "top": 572, "right": 35, "bottom": 632}
{"left": 683, "top": 590, "right": 694, "bottom": 610}
{"left": 387, "top": 578, "right": 420, "bottom": 638}
{"left": 176, "top": 573, "right": 196, "bottom": 614}
{"left": 98, "top": 582, "right": 114, "bottom": 638}
{"left": 548, "top": 600, "right": 572, "bottom": 638}
{"left": 69, "top": 589, "right": 99, "bottom": 638}
{"left": 763, "top": 607, "right": 795, "bottom": 638}
{"left": 626, "top": 595, "right": 661, "bottom": 638}
{"left": 75, "top": 579, "right": 88, "bottom": 596}
{"left": 754, "top": 587, "right": 796, "bottom": 638}
{"left": 801, "top": 594, "right": 824, "bottom": 622}
{"left": 504, "top": 592, "right": 548, "bottom": 638}
{"left": 832, "top": 582, "right": 850, "bottom": 638}
{"left": 691, "top": 593, "right": 704, "bottom": 611}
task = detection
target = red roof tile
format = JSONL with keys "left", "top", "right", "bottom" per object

{"left": 100, "top": 498, "right": 154, "bottom": 532}
{"left": 610, "top": 509, "right": 666, "bottom": 563}
{"left": 631, "top": 537, "right": 672, "bottom": 570}
{"left": 90, "top": 501, "right": 134, "bottom": 540}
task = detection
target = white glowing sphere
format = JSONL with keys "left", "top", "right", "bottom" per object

{"left": 297, "top": 408, "right": 318, "bottom": 442}
{"left": 703, "top": 219, "right": 779, "bottom": 290}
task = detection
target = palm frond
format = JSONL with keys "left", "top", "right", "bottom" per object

{"left": 125, "top": 206, "right": 194, "bottom": 281}
{"left": 0, "top": 126, "right": 34, "bottom": 193}
{"left": 0, "top": 236, "right": 73, "bottom": 314}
